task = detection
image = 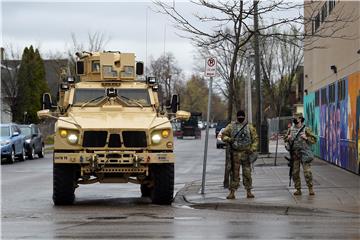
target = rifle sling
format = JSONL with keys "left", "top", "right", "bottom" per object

{"left": 289, "top": 125, "right": 306, "bottom": 151}
{"left": 233, "top": 122, "right": 248, "bottom": 139}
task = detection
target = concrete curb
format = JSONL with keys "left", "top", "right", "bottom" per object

{"left": 174, "top": 180, "right": 359, "bottom": 218}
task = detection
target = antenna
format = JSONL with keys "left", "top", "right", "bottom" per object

{"left": 145, "top": 6, "right": 149, "bottom": 76}
{"left": 163, "top": 24, "right": 166, "bottom": 56}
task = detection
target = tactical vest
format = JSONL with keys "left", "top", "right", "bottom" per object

{"left": 231, "top": 123, "right": 252, "bottom": 151}
{"left": 289, "top": 126, "right": 308, "bottom": 151}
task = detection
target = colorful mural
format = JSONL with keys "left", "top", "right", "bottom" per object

{"left": 304, "top": 71, "right": 360, "bottom": 174}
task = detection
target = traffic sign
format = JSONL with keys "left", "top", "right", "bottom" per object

{"left": 205, "top": 57, "right": 217, "bottom": 77}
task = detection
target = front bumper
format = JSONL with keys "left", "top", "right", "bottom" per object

{"left": 1, "top": 144, "right": 12, "bottom": 157}
{"left": 53, "top": 151, "right": 175, "bottom": 164}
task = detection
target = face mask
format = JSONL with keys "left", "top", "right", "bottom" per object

{"left": 293, "top": 119, "right": 299, "bottom": 125}
{"left": 237, "top": 117, "right": 245, "bottom": 123}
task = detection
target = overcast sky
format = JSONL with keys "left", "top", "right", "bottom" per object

{"left": 1, "top": 1, "right": 202, "bottom": 76}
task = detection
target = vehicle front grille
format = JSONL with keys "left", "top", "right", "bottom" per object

{"left": 183, "top": 127, "right": 195, "bottom": 136}
{"left": 122, "top": 131, "right": 147, "bottom": 148}
{"left": 108, "top": 134, "right": 121, "bottom": 147}
{"left": 83, "top": 131, "right": 107, "bottom": 147}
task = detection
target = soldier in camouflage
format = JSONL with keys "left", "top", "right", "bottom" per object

{"left": 221, "top": 110, "right": 258, "bottom": 199}
{"left": 284, "top": 113, "right": 317, "bottom": 196}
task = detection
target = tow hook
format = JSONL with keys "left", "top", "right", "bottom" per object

{"left": 89, "top": 155, "right": 99, "bottom": 172}
{"left": 133, "top": 155, "right": 141, "bottom": 168}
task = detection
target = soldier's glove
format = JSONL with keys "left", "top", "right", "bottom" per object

{"left": 223, "top": 137, "right": 234, "bottom": 143}
{"left": 245, "top": 149, "right": 253, "bottom": 154}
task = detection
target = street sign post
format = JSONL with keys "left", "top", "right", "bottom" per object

{"left": 201, "top": 57, "right": 217, "bottom": 195}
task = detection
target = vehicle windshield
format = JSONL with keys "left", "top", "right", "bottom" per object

{"left": 72, "top": 88, "right": 151, "bottom": 107}
{"left": 19, "top": 126, "right": 31, "bottom": 136}
{"left": 1, "top": 126, "right": 10, "bottom": 137}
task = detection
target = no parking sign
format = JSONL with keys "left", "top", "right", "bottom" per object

{"left": 205, "top": 57, "right": 217, "bottom": 77}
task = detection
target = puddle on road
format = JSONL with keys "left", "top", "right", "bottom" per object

{"left": 88, "top": 216, "right": 128, "bottom": 220}
{"left": 87, "top": 213, "right": 204, "bottom": 221}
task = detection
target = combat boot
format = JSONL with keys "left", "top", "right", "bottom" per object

{"left": 226, "top": 190, "right": 236, "bottom": 199}
{"left": 246, "top": 189, "right": 254, "bottom": 198}
{"left": 293, "top": 189, "right": 302, "bottom": 196}
{"left": 309, "top": 187, "right": 315, "bottom": 196}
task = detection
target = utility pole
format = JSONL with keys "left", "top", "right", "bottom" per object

{"left": 253, "top": 0, "right": 263, "bottom": 151}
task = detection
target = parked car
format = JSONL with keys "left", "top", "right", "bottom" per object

{"left": 198, "top": 121, "right": 205, "bottom": 130}
{"left": 18, "top": 124, "right": 44, "bottom": 159}
{"left": 215, "top": 120, "right": 229, "bottom": 138}
{"left": 0, "top": 123, "right": 26, "bottom": 163}
{"left": 216, "top": 128, "right": 227, "bottom": 149}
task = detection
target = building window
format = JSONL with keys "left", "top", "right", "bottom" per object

{"left": 337, "top": 78, "right": 346, "bottom": 101}
{"left": 329, "top": 83, "right": 335, "bottom": 103}
{"left": 315, "top": 90, "right": 320, "bottom": 106}
{"left": 321, "top": 3, "right": 328, "bottom": 23}
{"left": 329, "top": 0, "right": 336, "bottom": 14}
{"left": 314, "top": 13, "right": 321, "bottom": 32}
{"left": 321, "top": 88, "right": 327, "bottom": 105}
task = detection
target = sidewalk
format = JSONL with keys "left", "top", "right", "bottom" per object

{"left": 177, "top": 154, "right": 360, "bottom": 215}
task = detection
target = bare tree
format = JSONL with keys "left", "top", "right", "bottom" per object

{"left": 148, "top": 52, "right": 182, "bottom": 103}
{"left": 67, "top": 31, "right": 110, "bottom": 75}
{"left": 1, "top": 46, "right": 21, "bottom": 121}
{"left": 154, "top": 0, "right": 303, "bottom": 121}
{"left": 154, "top": 0, "right": 357, "bottom": 121}
{"left": 260, "top": 27, "right": 304, "bottom": 117}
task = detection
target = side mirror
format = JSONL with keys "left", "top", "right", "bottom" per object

{"left": 76, "top": 61, "right": 85, "bottom": 75}
{"left": 42, "top": 93, "right": 54, "bottom": 110}
{"left": 67, "top": 76, "right": 75, "bottom": 83}
{"left": 37, "top": 109, "right": 51, "bottom": 119}
{"left": 171, "top": 95, "right": 179, "bottom": 113}
{"left": 12, "top": 131, "right": 20, "bottom": 137}
{"left": 176, "top": 110, "right": 191, "bottom": 121}
{"left": 136, "top": 62, "right": 144, "bottom": 75}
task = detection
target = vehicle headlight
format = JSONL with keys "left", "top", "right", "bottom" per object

{"left": 60, "top": 129, "right": 68, "bottom": 138}
{"left": 161, "top": 130, "right": 169, "bottom": 138}
{"left": 67, "top": 134, "right": 78, "bottom": 144}
{"left": 151, "top": 134, "right": 161, "bottom": 144}
{"left": 0, "top": 140, "right": 11, "bottom": 146}
{"left": 25, "top": 139, "right": 31, "bottom": 144}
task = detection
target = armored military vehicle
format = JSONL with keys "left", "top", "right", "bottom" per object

{"left": 177, "top": 112, "right": 202, "bottom": 139}
{"left": 38, "top": 51, "right": 189, "bottom": 205}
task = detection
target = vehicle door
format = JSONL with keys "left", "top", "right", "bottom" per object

{"left": 32, "top": 125, "right": 41, "bottom": 152}
{"left": 11, "top": 125, "right": 21, "bottom": 154}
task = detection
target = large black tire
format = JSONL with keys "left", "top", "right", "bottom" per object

{"left": 150, "top": 163, "right": 174, "bottom": 205}
{"left": 18, "top": 147, "right": 26, "bottom": 161}
{"left": 7, "top": 147, "right": 15, "bottom": 164}
{"left": 140, "top": 184, "right": 152, "bottom": 197}
{"left": 53, "top": 164, "right": 76, "bottom": 205}
{"left": 27, "top": 146, "right": 35, "bottom": 159}
{"left": 38, "top": 144, "right": 44, "bottom": 158}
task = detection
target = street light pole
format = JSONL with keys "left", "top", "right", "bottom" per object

{"left": 253, "top": 0, "right": 263, "bottom": 151}
{"left": 247, "top": 55, "right": 253, "bottom": 124}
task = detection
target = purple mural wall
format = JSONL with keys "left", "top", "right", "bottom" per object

{"left": 304, "top": 72, "right": 359, "bottom": 174}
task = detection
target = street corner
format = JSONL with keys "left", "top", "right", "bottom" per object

{"left": 173, "top": 178, "right": 359, "bottom": 218}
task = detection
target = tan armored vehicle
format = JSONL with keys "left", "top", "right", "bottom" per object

{"left": 38, "top": 51, "right": 189, "bottom": 205}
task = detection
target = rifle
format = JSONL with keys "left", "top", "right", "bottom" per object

{"left": 285, "top": 125, "right": 306, "bottom": 187}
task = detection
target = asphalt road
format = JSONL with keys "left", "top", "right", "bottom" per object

{"left": 1, "top": 130, "right": 359, "bottom": 239}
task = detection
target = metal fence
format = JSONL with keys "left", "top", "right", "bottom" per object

{"left": 267, "top": 116, "right": 293, "bottom": 139}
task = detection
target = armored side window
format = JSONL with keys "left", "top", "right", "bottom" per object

{"left": 92, "top": 60, "right": 100, "bottom": 73}
{"left": 102, "top": 65, "right": 118, "bottom": 78}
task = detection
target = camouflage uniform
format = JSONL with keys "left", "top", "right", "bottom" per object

{"left": 222, "top": 122, "right": 258, "bottom": 191}
{"left": 284, "top": 125, "right": 317, "bottom": 191}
